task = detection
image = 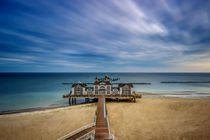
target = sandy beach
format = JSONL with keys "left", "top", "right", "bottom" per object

{"left": 0, "top": 104, "right": 96, "bottom": 140}
{"left": 0, "top": 98, "right": 210, "bottom": 140}
{"left": 107, "top": 98, "right": 210, "bottom": 140}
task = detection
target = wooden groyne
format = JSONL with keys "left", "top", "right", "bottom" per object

{"left": 62, "top": 83, "right": 94, "bottom": 85}
{"left": 63, "top": 81, "right": 210, "bottom": 85}
{"left": 161, "top": 81, "right": 210, "bottom": 83}
{"left": 62, "top": 82, "right": 151, "bottom": 85}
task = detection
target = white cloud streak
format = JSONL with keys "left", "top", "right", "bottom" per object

{"left": 1, "top": 0, "right": 210, "bottom": 72}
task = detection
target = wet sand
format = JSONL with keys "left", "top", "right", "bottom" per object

{"left": 107, "top": 98, "right": 210, "bottom": 140}
{"left": 0, "top": 104, "right": 96, "bottom": 140}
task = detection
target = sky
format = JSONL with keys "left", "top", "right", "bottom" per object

{"left": 0, "top": 0, "right": 210, "bottom": 72}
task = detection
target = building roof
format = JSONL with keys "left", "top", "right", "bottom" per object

{"left": 94, "top": 81, "right": 99, "bottom": 85}
{"left": 94, "top": 80, "right": 112, "bottom": 85}
{"left": 118, "top": 83, "right": 133, "bottom": 88}
{"left": 72, "top": 83, "right": 87, "bottom": 88}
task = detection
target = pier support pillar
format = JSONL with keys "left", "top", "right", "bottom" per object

{"left": 116, "top": 98, "right": 120, "bottom": 102}
{"left": 75, "top": 98, "right": 76, "bottom": 104}
{"left": 85, "top": 98, "right": 89, "bottom": 103}
{"left": 72, "top": 98, "right": 74, "bottom": 105}
{"left": 69, "top": 98, "right": 71, "bottom": 105}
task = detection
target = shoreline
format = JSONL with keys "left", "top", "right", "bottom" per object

{"left": 1, "top": 92, "right": 210, "bottom": 115}
{"left": 0, "top": 102, "right": 96, "bottom": 116}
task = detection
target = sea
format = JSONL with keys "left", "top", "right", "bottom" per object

{"left": 0, "top": 73, "right": 210, "bottom": 112}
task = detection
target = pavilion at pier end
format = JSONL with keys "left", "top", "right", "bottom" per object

{"left": 63, "top": 76, "right": 142, "bottom": 104}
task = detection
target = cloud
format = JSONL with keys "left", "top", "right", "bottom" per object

{"left": 0, "top": 0, "right": 210, "bottom": 72}
{"left": 0, "top": 57, "right": 25, "bottom": 63}
{"left": 83, "top": 0, "right": 168, "bottom": 35}
{"left": 0, "top": 29, "right": 49, "bottom": 44}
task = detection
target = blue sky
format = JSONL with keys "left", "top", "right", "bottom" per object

{"left": 0, "top": 0, "right": 210, "bottom": 72}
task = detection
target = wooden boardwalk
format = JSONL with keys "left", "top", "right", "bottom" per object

{"left": 60, "top": 93, "right": 142, "bottom": 139}
{"left": 58, "top": 95, "right": 112, "bottom": 140}
{"left": 95, "top": 95, "right": 110, "bottom": 140}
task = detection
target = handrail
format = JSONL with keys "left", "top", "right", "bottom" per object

{"left": 104, "top": 96, "right": 106, "bottom": 118}
{"left": 57, "top": 122, "right": 96, "bottom": 140}
{"left": 76, "top": 130, "right": 95, "bottom": 140}
{"left": 107, "top": 116, "right": 111, "bottom": 137}
{"left": 63, "top": 94, "right": 142, "bottom": 98}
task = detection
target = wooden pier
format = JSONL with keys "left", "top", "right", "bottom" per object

{"left": 59, "top": 93, "right": 141, "bottom": 139}
{"left": 58, "top": 95, "right": 114, "bottom": 140}
{"left": 95, "top": 95, "right": 111, "bottom": 140}
{"left": 59, "top": 76, "right": 142, "bottom": 139}
{"left": 63, "top": 94, "right": 141, "bottom": 104}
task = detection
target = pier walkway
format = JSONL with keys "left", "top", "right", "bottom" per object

{"left": 58, "top": 95, "right": 113, "bottom": 140}
{"left": 95, "top": 95, "right": 111, "bottom": 140}
{"left": 59, "top": 94, "right": 141, "bottom": 139}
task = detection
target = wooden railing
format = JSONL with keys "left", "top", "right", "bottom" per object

{"left": 57, "top": 122, "right": 96, "bottom": 140}
{"left": 63, "top": 94, "right": 142, "bottom": 99}
{"left": 76, "top": 130, "right": 95, "bottom": 140}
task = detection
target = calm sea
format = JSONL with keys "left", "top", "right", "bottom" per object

{"left": 0, "top": 73, "right": 210, "bottom": 111}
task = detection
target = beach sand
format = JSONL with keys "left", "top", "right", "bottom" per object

{"left": 0, "top": 104, "right": 96, "bottom": 140}
{"left": 107, "top": 98, "right": 210, "bottom": 140}
{"left": 0, "top": 98, "right": 210, "bottom": 140}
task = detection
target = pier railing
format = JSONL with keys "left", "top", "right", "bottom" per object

{"left": 63, "top": 94, "right": 142, "bottom": 99}
{"left": 57, "top": 122, "right": 96, "bottom": 140}
{"left": 76, "top": 130, "right": 95, "bottom": 140}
